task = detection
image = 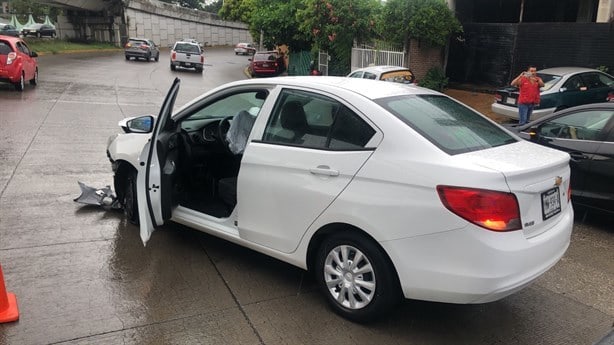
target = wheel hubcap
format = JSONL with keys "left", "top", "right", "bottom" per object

{"left": 324, "top": 245, "right": 376, "bottom": 310}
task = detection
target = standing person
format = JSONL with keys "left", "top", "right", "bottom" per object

{"left": 511, "top": 66, "right": 545, "bottom": 125}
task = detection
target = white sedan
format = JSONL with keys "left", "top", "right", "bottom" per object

{"left": 106, "top": 76, "right": 573, "bottom": 322}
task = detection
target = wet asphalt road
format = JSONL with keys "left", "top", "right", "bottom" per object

{"left": 0, "top": 48, "right": 613, "bottom": 345}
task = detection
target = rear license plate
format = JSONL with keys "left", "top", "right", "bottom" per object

{"left": 184, "top": 62, "right": 192, "bottom": 66}
{"left": 505, "top": 97, "right": 517, "bottom": 105}
{"left": 262, "top": 63, "right": 269, "bottom": 67}
{"left": 541, "top": 187, "right": 561, "bottom": 220}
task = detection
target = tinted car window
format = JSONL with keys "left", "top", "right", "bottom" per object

{"left": 583, "top": 73, "right": 613, "bottom": 89}
{"left": 263, "top": 90, "right": 375, "bottom": 150}
{"left": 0, "top": 41, "right": 12, "bottom": 54}
{"left": 377, "top": 95, "right": 517, "bottom": 155}
{"left": 128, "top": 39, "right": 147, "bottom": 46}
{"left": 348, "top": 72, "right": 363, "bottom": 78}
{"left": 254, "top": 53, "right": 277, "bottom": 61}
{"left": 563, "top": 75, "right": 586, "bottom": 91}
{"left": 16, "top": 42, "right": 30, "bottom": 55}
{"left": 380, "top": 70, "right": 414, "bottom": 84}
{"left": 174, "top": 43, "right": 200, "bottom": 53}
{"left": 363, "top": 72, "right": 377, "bottom": 80}
{"left": 537, "top": 110, "right": 614, "bottom": 141}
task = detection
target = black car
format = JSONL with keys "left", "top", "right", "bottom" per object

{"left": 22, "top": 24, "right": 56, "bottom": 38}
{"left": 506, "top": 103, "right": 614, "bottom": 214}
{"left": 0, "top": 23, "right": 20, "bottom": 37}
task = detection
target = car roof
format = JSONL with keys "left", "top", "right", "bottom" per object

{"left": 352, "top": 65, "right": 410, "bottom": 74}
{"left": 174, "top": 41, "right": 199, "bottom": 45}
{"left": 221, "top": 76, "right": 438, "bottom": 100}
{"left": 0, "top": 35, "right": 21, "bottom": 43}
{"left": 538, "top": 67, "right": 600, "bottom": 75}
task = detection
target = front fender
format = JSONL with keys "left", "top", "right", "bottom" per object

{"left": 107, "top": 132, "right": 151, "bottom": 170}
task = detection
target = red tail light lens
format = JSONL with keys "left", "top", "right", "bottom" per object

{"left": 494, "top": 94, "right": 502, "bottom": 102}
{"left": 171, "top": 52, "right": 176, "bottom": 61}
{"left": 607, "top": 92, "right": 614, "bottom": 102}
{"left": 140, "top": 44, "right": 149, "bottom": 50}
{"left": 200, "top": 55, "right": 204, "bottom": 63}
{"left": 6, "top": 52, "right": 17, "bottom": 65}
{"left": 125, "top": 43, "right": 131, "bottom": 48}
{"left": 437, "top": 185, "right": 521, "bottom": 232}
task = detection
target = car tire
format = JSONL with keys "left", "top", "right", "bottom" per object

{"left": 29, "top": 68, "right": 38, "bottom": 86}
{"left": 170, "top": 64, "right": 176, "bottom": 71}
{"left": 14, "top": 72, "right": 24, "bottom": 92}
{"left": 315, "top": 231, "right": 401, "bottom": 323}
{"left": 146, "top": 53, "right": 151, "bottom": 62}
{"left": 125, "top": 55, "right": 130, "bottom": 60}
{"left": 155, "top": 54, "right": 159, "bottom": 62}
{"left": 36, "top": 32, "right": 41, "bottom": 38}
{"left": 121, "top": 169, "right": 139, "bottom": 225}
{"left": 235, "top": 52, "right": 238, "bottom": 55}
{"left": 195, "top": 67, "right": 203, "bottom": 73}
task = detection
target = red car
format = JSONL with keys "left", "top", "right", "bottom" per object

{"left": 249, "top": 51, "right": 285, "bottom": 77}
{"left": 0, "top": 35, "right": 38, "bottom": 91}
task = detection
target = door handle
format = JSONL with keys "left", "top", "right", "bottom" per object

{"left": 309, "top": 165, "right": 339, "bottom": 177}
{"left": 569, "top": 152, "right": 589, "bottom": 160}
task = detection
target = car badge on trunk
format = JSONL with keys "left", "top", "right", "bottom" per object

{"left": 554, "top": 176, "right": 562, "bottom": 186}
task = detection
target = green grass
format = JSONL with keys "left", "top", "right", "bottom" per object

{"left": 24, "top": 39, "right": 120, "bottom": 55}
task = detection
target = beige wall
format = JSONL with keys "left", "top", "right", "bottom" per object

{"left": 597, "top": 0, "right": 614, "bottom": 22}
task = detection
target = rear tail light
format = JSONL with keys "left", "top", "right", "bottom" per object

{"left": 607, "top": 92, "right": 614, "bottom": 102}
{"left": 171, "top": 51, "right": 176, "bottom": 61}
{"left": 494, "top": 94, "right": 502, "bottom": 102}
{"left": 6, "top": 52, "right": 17, "bottom": 65}
{"left": 124, "top": 43, "right": 131, "bottom": 48}
{"left": 200, "top": 55, "right": 204, "bottom": 63}
{"left": 437, "top": 185, "right": 521, "bottom": 232}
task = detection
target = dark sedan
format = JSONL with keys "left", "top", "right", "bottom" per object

{"left": 21, "top": 24, "right": 56, "bottom": 38}
{"left": 0, "top": 23, "right": 20, "bottom": 37}
{"left": 506, "top": 103, "right": 614, "bottom": 214}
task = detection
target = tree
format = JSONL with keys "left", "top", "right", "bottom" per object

{"left": 218, "top": 0, "right": 257, "bottom": 23}
{"left": 379, "top": 0, "right": 462, "bottom": 49}
{"left": 157, "top": 0, "right": 203, "bottom": 10}
{"left": 249, "top": 0, "right": 311, "bottom": 51}
{"left": 8, "top": 0, "right": 59, "bottom": 22}
{"left": 297, "top": 0, "right": 381, "bottom": 75}
{"left": 202, "top": 0, "right": 223, "bottom": 13}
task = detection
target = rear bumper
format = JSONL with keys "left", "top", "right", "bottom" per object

{"left": 0, "top": 70, "right": 19, "bottom": 83}
{"left": 381, "top": 205, "right": 573, "bottom": 304}
{"left": 171, "top": 61, "right": 203, "bottom": 69}
{"left": 125, "top": 51, "right": 150, "bottom": 58}
{"left": 491, "top": 102, "right": 556, "bottom": 120}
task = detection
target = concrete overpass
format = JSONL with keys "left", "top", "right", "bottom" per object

{"left": 33, "top": 0, "right": 252, "bottom": 47}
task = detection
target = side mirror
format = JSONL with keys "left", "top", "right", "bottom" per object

{"left": 126, "top": 116, "right": 154, "bottom": 133}
{"left": 528, "top": 126, "right": 539, "bottom": 141}
{"left": 30, "top": 51, "right": 38, "bottom": 57}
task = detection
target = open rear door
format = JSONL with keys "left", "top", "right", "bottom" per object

{"left": 136, "top": 78, "right": 181, "bottom": 245}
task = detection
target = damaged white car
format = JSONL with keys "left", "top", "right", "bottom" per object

{"left": 106, "top": 77, "right": 573, "bottom": 322}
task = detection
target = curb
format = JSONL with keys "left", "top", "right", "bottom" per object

{"left": 35, "top": 48, "right": 122, "bottom": 57}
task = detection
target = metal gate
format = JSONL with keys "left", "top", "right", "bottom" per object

{"left": 351, "top": 45, "right": 405, "bottom": 72}
{"left": 318, "top": 51, "right": 329, "bottom": 76}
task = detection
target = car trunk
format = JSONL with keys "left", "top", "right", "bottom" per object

{"left": 0, "top": 40, "right": 13, "bottom": 77}
{"left": 460, "top": 140, "right": 571, "bottom": 239}
{"left": 495, "top": 86, "right": 520, "bottom": 108}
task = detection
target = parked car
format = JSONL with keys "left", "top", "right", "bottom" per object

{"left": 106, "top": 76, "right": 573, "bottom": 322}
{"left": 170, "top": 40, "right": 204, "bottom": 72}
{"left": 347, "top": 65, "right": 416, "bottom": 84}
{"left": 506, "top": 103, "right": 614, "bottom": 215}
{"left": 124, "top": 38, "right": 159, "bottom": 62}
{"left": 21, "top": 23, "right": 56, "bottom": 38}
{"left": 234, "top": 42, "right": 255, "bottom": 55}
{"left": 0, "top": 23, "right": 20, "bottom": 37}
{"left": 0, "top": 35, "right": 38, "bottom": 91}
{"left": 492, "top": 67, "right": 614, "bottom": 121}
{"left": 248, "top": 51, "right": 284, "bottom": 77}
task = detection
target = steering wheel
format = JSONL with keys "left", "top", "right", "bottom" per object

{"left": 217, "top": 116, "right": 233, "bottom": 152}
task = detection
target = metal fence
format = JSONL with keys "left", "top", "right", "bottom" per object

{"left": 318, "top": 51, "right": 329, "bottom": 76}
{"left": 350, "top": 47, "right": 406, "bottom": 72}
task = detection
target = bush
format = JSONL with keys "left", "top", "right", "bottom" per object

{"left": 419, "top": 66, "right": 448, "bottom": 92}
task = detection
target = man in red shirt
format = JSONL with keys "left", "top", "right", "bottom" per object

{"left": 511, "top": 66, "right": 545, "bottom": 125}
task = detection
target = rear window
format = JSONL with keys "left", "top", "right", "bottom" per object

{"left": 380, "top": 70, "right": 414, "bottom": 84}
{"left": 254, "top": 53, "right": 278, "bottom": 61}
{"left": 174, "top": 43, "right": 200, "bottom": 53}
{"left": 376, "top": 95, "right": 517, "bottom": 155}
{"left": 0, "top": 41, "right": 13, "bottom": 55}
{"left": 128, "top": 40, "right": 147, "bottom": 46}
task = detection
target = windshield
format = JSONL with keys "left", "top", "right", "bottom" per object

{"left": 184, "top": 91, "right": 267, "bottom": 121}
{"left": 376, "top": 95, "right": 517, "bottom": 155}
{"left": 538, "top": 73, "right": 561, "bottom": 91}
